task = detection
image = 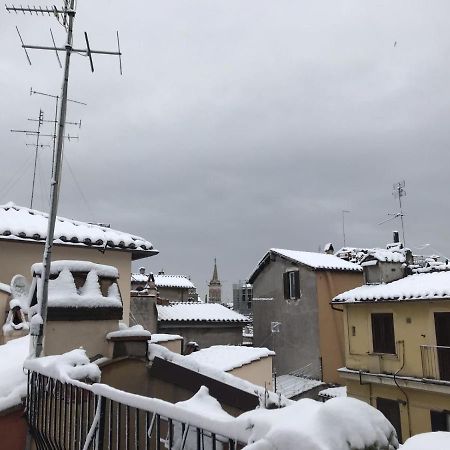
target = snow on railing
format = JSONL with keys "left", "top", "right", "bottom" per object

{"left": 26, "top": 371, "right": 247, "bottom": 450}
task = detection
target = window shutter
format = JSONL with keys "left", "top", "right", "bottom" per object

{"left": 283, "top": 272, "right": 290, "bottom": 299}
{"left": 294, "top": 271, "right": 300, "bottom": 298}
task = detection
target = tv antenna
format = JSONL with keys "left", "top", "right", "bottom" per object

{"left": 6, "top": 0, "right": 123, "bottom": 358}
{"left": 30, "top": 87, "right": 85, "bottom": 174}
{"left": 378, "top": 180, "right": 407, "bottom": 245}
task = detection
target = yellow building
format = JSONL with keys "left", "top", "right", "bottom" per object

{"left": 332, "top": 268, "right": 450, "bottom": 443}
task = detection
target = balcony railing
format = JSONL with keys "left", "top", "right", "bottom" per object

{"left": 27, "top": 371, "right": 247, "bottom": 450}
{"left": 420, "top": 345, "right": 450, "bottom": 382}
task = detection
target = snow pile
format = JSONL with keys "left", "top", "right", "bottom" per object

{"left": 186, "top": 345, "right": 274, "bottom": 371}
{"left": 333, "top": 271, "right": 450, "bottom": 303}
{"left": 24, "top": 348, "right": 101, "bottom": 384}
{"left": 269, "top": 249, "right": 362, "bottom": 272}
{"left": 276, "top": 374, "right": 323, "bottom": 399}
{"left": 239, "top": 397, "right": 398, "bottom": 450}
{"left": 363, "top": 249, "right": 406, "bottom": 263}
{"left": 401, "top": 432, "right": 450, "bottom": 449}
{"left": 319, "top": 386, "right": 347, "bottom": 399}
{"left": 0, "top": 202, "right": 156, "bottom": 254}
{"left": 157, "top": 302, "right": 250, "bottom": 322}
{"left": 0, "top": 335, "right": 30, "bottom": 412}
{"left": 106, "top": 324, "right": 152, "bottom": 339}
{"left": 35, "top": 267, "right": 122, "bottom": 308}
{"left": 32, "top": 260, "right": 119, "bottom": 278}
{"left": 0, "top": 282, "right": 11, "bottom": 294}
{"left": 148, "top": 343, "right": 287, "bottom": 408}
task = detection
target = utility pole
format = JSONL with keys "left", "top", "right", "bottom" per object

{"left": 6, "top": 0, "right": 122, "bottom": 358}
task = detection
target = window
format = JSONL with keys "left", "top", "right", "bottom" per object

{"left": 371, "top": 313, "right": 396, "bottom": 354}
{"left": 431, "top": 411, "right": 450, "bottom": 431}
{"left": 283, "top": 270, "right": 300, "bottom": 299}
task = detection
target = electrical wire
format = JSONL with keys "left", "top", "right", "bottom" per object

{"left": 0, "top": 156, "right": 35, "bottom": 201}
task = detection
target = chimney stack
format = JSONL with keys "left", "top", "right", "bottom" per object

{"left": 393, "top": 231, "right": 400, "bottom": 243}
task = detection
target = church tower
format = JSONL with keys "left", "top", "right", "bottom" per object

{"left": 208, "top": 258, "right": 222, "bottom": 303}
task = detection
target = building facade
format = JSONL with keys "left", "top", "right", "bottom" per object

{"left": 249, "top": 248, "right": 363, "bottom": 382}
{"left": 233, "top": 281, "right": 253, "bottom": 315}
{"left": 333, "top": 268, "right": 450, "bottom": 443}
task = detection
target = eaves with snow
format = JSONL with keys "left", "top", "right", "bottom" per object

{"left": 0, "top": 202, "right": 158, "bottom": 260}
{"left": 157, "top": 303, "right": 250, "bottom": 323}
{"left": 249, "top": 248, "right": 362, "bottom": 283}
{"left": 333, "top": 271, "right": 450, "bottom": 303}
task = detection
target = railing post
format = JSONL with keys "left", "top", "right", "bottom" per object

{"left": 97, "top": 396, "right": 107, "bottom": 450}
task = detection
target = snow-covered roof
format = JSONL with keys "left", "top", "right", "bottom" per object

{"left": 157, "top": 303, "right": 250, "bottom": 323}
{"left": 186, "top": 345, "right": 274, "bottom": 371}
{"left": 275, "top": 375, "right": 323, "bottom": 399}
{"left": 0, "top": 202, "right": 157, "bottom": 260}
{"left": 32, "top": 260, "right": 119, "bottom": 278}
{"left": 361, "top": 249, "right": 406, "bottom": 263}
{"left": 249, "top": 248, "right": 361, "bottom": 282}
{"left": 401, "top": 432, "right": 450, "bottom": 450}
{"left": 131, "top": 273, "right": 196, "bottom": 289}
{"left": 0, "top": 335, "right": 29, "bottom": 412}
{"left": 150, "top": 333, "right": 183, "bottom": 343}
{"left": 333, "top": 271, "right": 450, "bottom": 303}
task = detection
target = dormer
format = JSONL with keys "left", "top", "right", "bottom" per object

{"left": 28, "top": 260, "right": 123, "bottom": 358}
{"left": 361, "top": 250, "right": 406, "bottom": 285}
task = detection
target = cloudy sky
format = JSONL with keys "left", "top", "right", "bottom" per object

{"left": 1, "top": 1, "right": 450, "bottom": 299}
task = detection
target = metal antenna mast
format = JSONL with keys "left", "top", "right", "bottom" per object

{"left": 393, "top": 180, "right": 406, "bottom": 246}
{"left": 6, "top": 0, "right": 123, "bottom": 358}
{"left": 10, "top": 110, "right": 47, "bottom": 208}
{"left": 30, "top": 87, "right": 86, "bottom": 174}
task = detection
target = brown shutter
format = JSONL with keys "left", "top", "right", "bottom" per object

{"left": 283, "top": 272, "right": 290, "bottom": 299}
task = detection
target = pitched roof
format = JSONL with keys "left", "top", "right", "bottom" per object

{"left": 185, "top": 345, "right": 274, "bottom": 371}
{"left": 157, "top": 303, "right": 250, "bottom": 323}
{"left": 249, "top": 248, "right": 361, "bottom": 283}
{"left": 131, "top": 273, "right": 196, "bottom": 289}
{"left": 333, "top": 271, "right": 450, "bottom": 303}
{"left": 0, "top": 202, "right": 157, "bottom": 260}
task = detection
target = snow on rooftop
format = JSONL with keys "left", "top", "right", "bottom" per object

{"left": 106, "top": 324, "right": 151, "bottom": 340}
{"left": 157, "top": 302, "right": 250, "bottom": 323}
{"left": 401, "top": 432, "right": 450, "bottom": 450}
{"left": 150, "top": 333, "right": 183, "bottom": 343}
{"left": 362, "top": 249, "right": 406, "bottom": 263}
{"left": 319, "top": 386, "right": 347, "bottom": 399}
{"left": 32, "top": 260, "right": 119, "bottom": 278}
{"left": 186, "top": 345, "right": 274, "bottom": 372}
{"left": 275, "top": 375, "right": 323, "bottom": 399}
{"left": 131, "top": 273, "right": 196, "bottom": 289}
{"left": 270, "top": 248, "right": 362, "bottom": 272}
{"left": 0, "top": 335, "right": 30, "bottom": 412}
{"left": 333, "top": 271, "right": 450, "bottom": 303}
{"left": 0, "top": 202, "right": 157, "bottom": 259}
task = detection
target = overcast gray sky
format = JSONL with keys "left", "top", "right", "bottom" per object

{"left": 2, "top": 1, "right": 450, "bottom": 299}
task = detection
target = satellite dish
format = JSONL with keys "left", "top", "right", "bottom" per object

{"left": 10, "top": 274, "right": 30, "bottom": 299}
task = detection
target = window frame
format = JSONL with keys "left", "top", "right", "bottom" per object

{"left": 371, "top": 313, "right": 396, "bottom": 355}
{"left": 283, "top": 269, "right": 300, "bottom": 300}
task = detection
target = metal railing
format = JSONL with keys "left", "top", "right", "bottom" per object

{"left": 27, "top": 371, "right": 246, "bottom": 450}
{"left": 420, "top": 345, "right": 450, "bottom": 382}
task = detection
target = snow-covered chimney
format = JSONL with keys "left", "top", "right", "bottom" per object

{"left": 158, "top": 269, "right": 165, "bottom": 275}
{"left": 393, "top": 231, "right": 400, "bottom": 243}
{"left": 139, "top": 267, "right": 146, "bottom": 275}
{"left": 324, "top": 243, "right": 334, "bottom": 255}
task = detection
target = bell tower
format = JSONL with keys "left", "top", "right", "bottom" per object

{"left": 208, "top": 258, "right": 222, "bottom": 303}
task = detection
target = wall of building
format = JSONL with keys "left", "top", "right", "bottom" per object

{"left": 343, "top": 300, "right": 450, "bottom": 378}
{"left": 252, "top": 255, "right": 321, "bottom": 377}
{"left": 315, "top": 271, "right": 363, "bottom": 384}
{"left": 130, "top": 294, "right": 158, "bottom": 332}
{"left": 0, "top": 407, "right": 27, "bottom": 450}
{"left": 229, "top": 356, "right": 273, "bottom": 390}
{"left": 232, "top": 283, "right": 252, "bottom": 315}
{"left": 347, "top": 379, "right": 450, "bottom": 442}
{"left": 158, "top": 286, "right": 194, "bottom": 302}
{"left": 0, "top": 240, "right": 134, "bottom": 324}
{"left": 44, "top": 319, "right": 117, "bottom": 358}
{"left": 157, "top": 324, "right": 243, "bottom": 351}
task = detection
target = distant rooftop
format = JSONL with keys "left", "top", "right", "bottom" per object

{"left": 0, "top": 202, "right": 157, "bottom": 260}
{"left": 333, "top": 271, "right": 450, "bottom": 303}
{"left": 249, "top": 248, "right": 361, "bottom": 283}
{"left": 157, "top": 303, "right": 250, "bottom": 323}
{"left": 131, "top": 273, "right": 196, "bottom": 289}
{"left": 186, "top": 345, "right": 274, "bottom": 371}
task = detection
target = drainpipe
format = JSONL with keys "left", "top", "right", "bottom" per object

{"left": 393, "top": 340, "right": 412, "bottom": 439}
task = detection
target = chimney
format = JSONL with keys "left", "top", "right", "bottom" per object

{"left": 158, "top": 269, "right": 165, "bottom": 275}
{"left": 393, "top": 231, "right": 400, "bottom": 243}
{"left": 139, "top": 267, "right": 146, "bottom": 275}
{"left": 324, "top": 243, "right": 334, "bottom": 255}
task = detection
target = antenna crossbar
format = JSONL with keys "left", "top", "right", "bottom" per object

{"left": 5, "top": 5, "right": 70, "bottom": 14}
{"left": 22, "top": 44, "right": 121, "bottom": 56}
